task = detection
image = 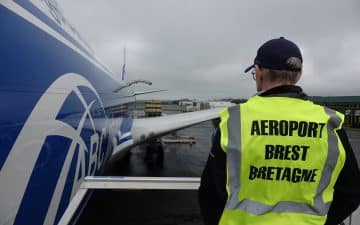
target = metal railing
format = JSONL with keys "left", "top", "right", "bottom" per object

{"left": 57, "top": 176, "right": 200, "bottom": 225}
{"left": 58, "top": 176, "right": 356, "bottom": 225}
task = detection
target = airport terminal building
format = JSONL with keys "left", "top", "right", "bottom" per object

{"left": 107, "top": 97, "right": 360, "bottom": 128}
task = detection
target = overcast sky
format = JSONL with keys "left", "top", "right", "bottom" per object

{"left": 59, "top": 0, "right": 360, "bottom": 100}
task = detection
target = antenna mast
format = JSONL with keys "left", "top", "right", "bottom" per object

{"left": 121, "top": 47, "right": 126, "bottom": 80}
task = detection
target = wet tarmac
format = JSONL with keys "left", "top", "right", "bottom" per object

{"left": 345, "top": 129, "right": 360, "bottom": 225}
{"left": 76, "top": 122, "right": 360, "bottom": 225}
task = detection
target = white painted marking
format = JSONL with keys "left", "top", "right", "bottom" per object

{"left": 44, "top": 79, "right": 105, "bottom": 225}
{"left": 118, "top": 132, "right": 132, "bottom": 141}
{"left": 0, "top": 73, "right": 104, "bottom": 225}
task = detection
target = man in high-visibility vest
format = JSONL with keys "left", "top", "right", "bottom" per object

{"left": 198, "top": 37, "right": 360, "bottom": 225}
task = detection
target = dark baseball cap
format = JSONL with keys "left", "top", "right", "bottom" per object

{"left": 244, "top": 37, "right": 303, "bottom": 73}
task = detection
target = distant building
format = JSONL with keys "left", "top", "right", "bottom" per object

{"left": 209, "top": 101, "right": 236, "bottom": 109}
{"left": 105, "top": 102, "right": 134, "bottom": 118}
{"left": 144, "top": 100, "right": 162, "bottom": 117}
{"left": 134, "top": 100, "right": 162, "bottom": 117}
{"left": 178, "top": 100, "right": 210, "bottom": 112}
{"left": 133, "top": 99, "right": 212, "bottom": 117}
{"left": 310, "top": 96, "right": 360, "bottom": 128}
{"left": 199, "top": 101, "right": 210, "bottom": 110}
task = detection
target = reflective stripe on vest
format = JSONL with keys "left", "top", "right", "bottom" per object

{"left": 219, "top": 97, "right": 345, "bottom": 219}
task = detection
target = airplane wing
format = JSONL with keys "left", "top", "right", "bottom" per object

{"left": 111, "top": 107, "right": 223, "bottom": 158}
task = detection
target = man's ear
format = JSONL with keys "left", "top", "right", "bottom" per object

{"left": 256, "top": 65, "right": 264, "bottom": 82}
{"left": 259, "top": 70, "right": 264, "bottom": 82}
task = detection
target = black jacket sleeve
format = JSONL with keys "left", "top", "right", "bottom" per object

{"left": 325, "top": 129, "right": 360, "bottom": 225}
{"left": 198, "top": 128, "right": 227, "bottom": 225}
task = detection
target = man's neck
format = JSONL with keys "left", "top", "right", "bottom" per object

{"left": 262, "top": 81, "right": 295, "bottom": 92}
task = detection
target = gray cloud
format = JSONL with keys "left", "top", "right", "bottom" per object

{"left": 59, "top": 0, "right": 360, "bottom": 99}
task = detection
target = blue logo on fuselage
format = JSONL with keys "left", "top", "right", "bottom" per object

{"left": 0, "top": 2, "right": 134, "bottom": 224}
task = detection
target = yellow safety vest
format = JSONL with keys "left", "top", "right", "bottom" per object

{"left": 219, "top": 95, "right": 345, "bottom": 225}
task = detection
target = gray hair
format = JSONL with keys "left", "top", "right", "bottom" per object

{"left": 262, "top": 69, "right": 301, "bottom": 84}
